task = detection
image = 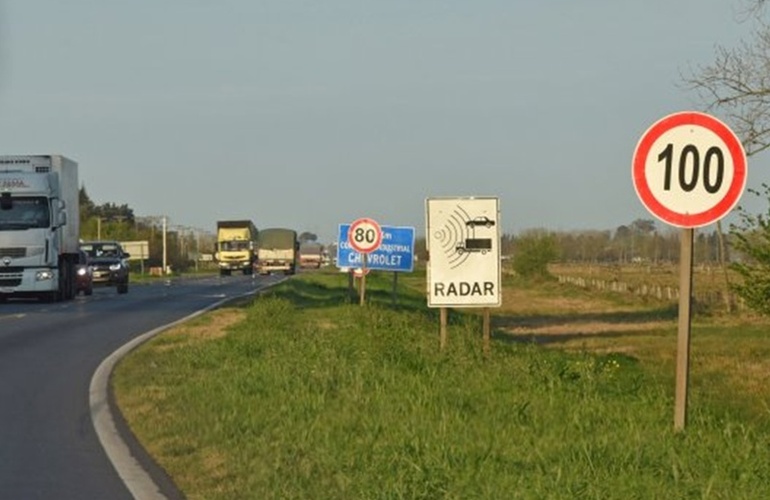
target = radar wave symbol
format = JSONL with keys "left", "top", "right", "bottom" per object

{"left": 434, "top": 205, "right": 472, "bottom": 269}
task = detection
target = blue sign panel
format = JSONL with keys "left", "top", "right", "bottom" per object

{"left": 337, "top": 224, "right": 415, "bottom": 272}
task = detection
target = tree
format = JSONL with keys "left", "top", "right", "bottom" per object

{"left": 680, "top": 7, "right": 769, "bottom": 311}
{"left": 730, "top": 184, "right": 770, "bottom": 314}
{"left": 93, "top": 202, "right": 134, "bottom": 223}
{"left": 511, "top": 230, "right": 559, "bottom": 278}
{"left": 298, "top": 232, "right": 318, "bottom": 243}
{"left": 79, "top": 185, "right": 96, "bottom": 224}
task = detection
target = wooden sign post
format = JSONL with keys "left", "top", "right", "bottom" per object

{"left": 632, "top": 111, "right": 747, "bottom": 430}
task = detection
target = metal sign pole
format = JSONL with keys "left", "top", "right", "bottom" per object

{"left": 675, "top": 227, "right": 694, "bottom": 431}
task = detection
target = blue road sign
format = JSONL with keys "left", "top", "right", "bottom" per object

{"left": 337, "top": 224, "right": 415, "bottom": 272}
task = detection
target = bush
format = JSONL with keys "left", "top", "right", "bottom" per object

{"left": 511, "top": 231, "right": 559, "bottom": 278}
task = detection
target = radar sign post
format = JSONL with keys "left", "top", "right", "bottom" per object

{"left": 632, "top": 111, "right": 747, "bottom": 431}
{"left": 426, "top": 196, "right": 501, "bottom": 353}
{"left": 347, "top": 218, "right": 383, "bottom": 306}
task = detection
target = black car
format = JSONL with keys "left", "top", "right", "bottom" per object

{"left": 80, "top": 241, "right": 130, "bottom": 294}
{"left": 466, "top": 216, "right": 495, "bottom": 228}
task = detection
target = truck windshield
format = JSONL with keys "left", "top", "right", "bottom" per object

{"left": 220, "top": 241, "right": 250, "bottom": 251}
{"left": 0, "top": 197, "right": 50, "bottom": 229}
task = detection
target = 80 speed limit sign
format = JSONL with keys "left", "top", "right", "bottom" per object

{"left": 632, "top": 111, "right": 747, "bottom": 228}
{"left": 347, "top": 217, "right": 383, "bottom": 254}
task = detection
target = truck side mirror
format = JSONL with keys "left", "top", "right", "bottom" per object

{"left": 52, "top": 199, "right": 66, "bottom": 228}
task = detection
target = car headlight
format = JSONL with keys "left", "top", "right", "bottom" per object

{"left": 109, "top": 263, "right": 123, "bottom": 271}
{"left": 77, "top": 267, "right": 87, "bottom": 276}
{"left": 36, "top": 270, "right": 55, "bottom": 281}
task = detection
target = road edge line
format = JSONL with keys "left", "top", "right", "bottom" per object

{"left": 89, "top": 286, "right": 267, "bottom": 499}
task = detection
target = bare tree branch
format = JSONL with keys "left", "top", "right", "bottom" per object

{"left": 683, "top": 17, "right": 770, "bottom": 157}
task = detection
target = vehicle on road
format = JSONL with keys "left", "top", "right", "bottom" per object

{"left": 75, "top": 249, "right": 93, "bottom": 296}
{"left": 299, "top": 242, "right": 324, "bottom": 269}
{"left": 80, "top": 241, "right": 130, "bottom": 294}
{"left": 0, "top": 155, "right": 80, "bottom": 302}
{"left": 215, "top": 220, "right": 258, "bottom": 276}
{"left": 256, "top": 228, "right": 298, "bottom": 275}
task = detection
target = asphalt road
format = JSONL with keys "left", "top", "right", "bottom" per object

{"left": 0, "top": 273, "right": 282, "bottom": 499}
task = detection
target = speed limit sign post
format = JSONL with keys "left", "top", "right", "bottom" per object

{"left": 633, "top": 111, "right": 747, "bottom": 431}
{"left": 347, "top": 218, "right": 383, "bottom": 306}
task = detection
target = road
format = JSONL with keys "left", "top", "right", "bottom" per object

{"left": 0, "top": 274, "right": 282, "bottom": 499}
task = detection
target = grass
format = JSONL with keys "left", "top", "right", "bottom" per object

{"left": 113, "top": 269, "right": 770, "bottom": 499}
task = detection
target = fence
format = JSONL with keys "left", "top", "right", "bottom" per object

{"left": 555, "top": 275, "right": 744, "bottom": 311}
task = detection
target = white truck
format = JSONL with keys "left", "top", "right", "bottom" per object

{"left": 0, "top": 155, "right": 80, "bottom": 301}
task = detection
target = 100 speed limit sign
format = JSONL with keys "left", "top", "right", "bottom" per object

{"left": 632, "top": 111, "right": 747, "bottom": 228}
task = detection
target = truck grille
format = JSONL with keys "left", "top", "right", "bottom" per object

{"left": 0, "top": 247, "right": 26, "bottom": 258}
{"left": 0, "top": 270, "right": 23, "bottom": 287}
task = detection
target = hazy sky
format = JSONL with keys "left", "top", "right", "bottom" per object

{"left": 0, "top": 1, "right": 762, "bottom": 243}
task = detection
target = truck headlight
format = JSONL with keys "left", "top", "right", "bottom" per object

{"left": 36, "top": 270, "right": 55, "bottom": 281}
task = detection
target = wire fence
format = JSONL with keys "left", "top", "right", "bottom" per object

{"left": 555, "top": 275, "right": 745, "bottom": 311}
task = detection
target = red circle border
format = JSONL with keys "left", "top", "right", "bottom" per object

{"left": 632, "top": 111, "right": 747, "bottom": 228}
{"left": 348, "top": 218, "right": 383, "bottom": 254}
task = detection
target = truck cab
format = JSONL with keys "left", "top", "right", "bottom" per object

{"left": 0, "top": 155, "right": 79, "bottom": 302}
{"left": 215, "top": 220, "right": 258, "bottom": 276}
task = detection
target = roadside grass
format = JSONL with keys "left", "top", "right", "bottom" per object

{"left": 114, "top": 270, "right": 770, "bottom": 499}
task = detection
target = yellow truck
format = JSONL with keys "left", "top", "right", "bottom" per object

{"left": 215, "top": 220, "right": 257, "bottom": 276}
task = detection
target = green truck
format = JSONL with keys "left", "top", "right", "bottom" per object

{"left": 255, "top": 228, "right": 298, "bottom": 275}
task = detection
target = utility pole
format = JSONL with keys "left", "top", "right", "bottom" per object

{"left": 162, "top": 216, "right": 168, "bottom": 275}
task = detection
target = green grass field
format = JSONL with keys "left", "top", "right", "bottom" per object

{"left": 113, "top": 270, "right": 770, "bottom": 499}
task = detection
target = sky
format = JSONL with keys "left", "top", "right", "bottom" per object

{"left": 0, "top": 0, "right": 764, "bottom": 244}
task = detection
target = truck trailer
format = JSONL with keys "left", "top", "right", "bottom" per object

{"left": 215, "top": 220, "right": 258, "bottom": 276}
{"left": 299, "top": 242, "right": 324, "bottom": 269}
{"left": 0, "top": 155, "right": 80, "bottom": 301}
{"left": 256, "top": 228, "right": 298, "bottom": 275}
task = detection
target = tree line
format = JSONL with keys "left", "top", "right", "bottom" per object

{"left": 79, "top": 1, "right": 770, "bottom": 312}
{"left": 79, "top": 186, "right": 215, "bottom": 272}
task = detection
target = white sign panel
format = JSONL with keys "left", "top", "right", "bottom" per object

{"left": 426, "top": 197, "right": 501, "bottom": 307}
{"left": 120, "top": 240, "right": 149, "bottom": 260}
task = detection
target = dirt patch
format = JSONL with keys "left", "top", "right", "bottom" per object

{"left": 314, "top": 318, "right": 338, "bottom": 331}
{"left": 161, "top": 308, "right": 246, "bottom": 347}
{"left": 498, "top": 320, "right": 672, "bottom": 337}
{"left": 499, "top": 287, "right": 637, "bottom": 316}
